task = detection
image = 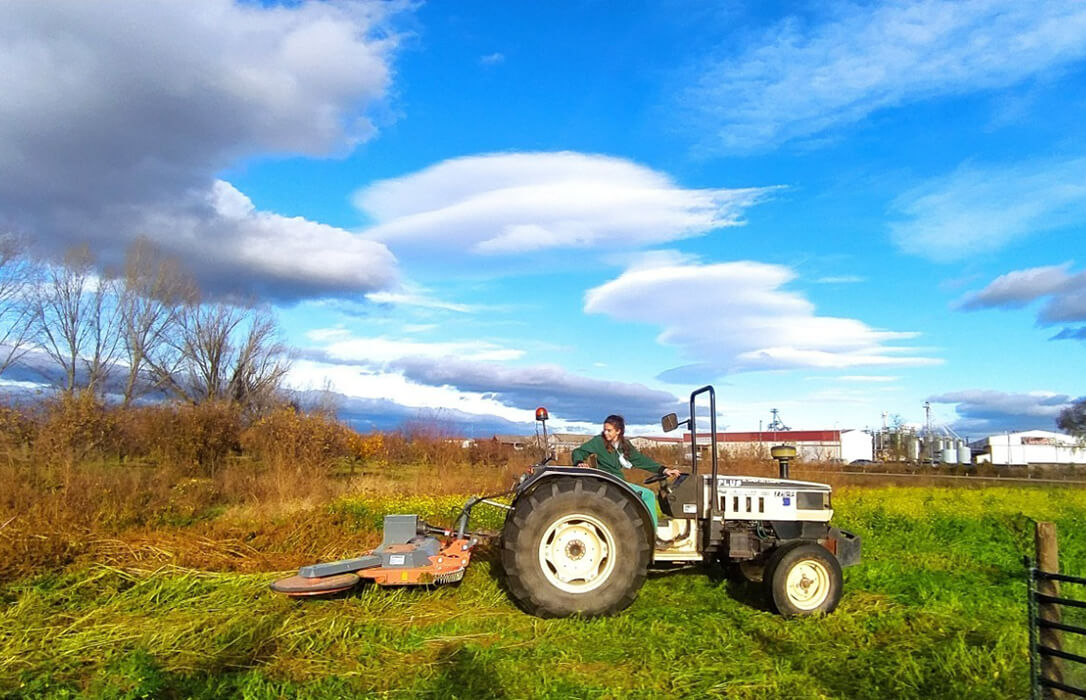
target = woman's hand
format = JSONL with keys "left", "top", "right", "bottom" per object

{"left": 662, "top": 467, "right": 681, "bottom": 478}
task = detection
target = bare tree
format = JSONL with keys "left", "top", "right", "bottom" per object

{"left": 31, "top": 246, "right": 123, "bottom": 394}
{"left": 116, "top": 239, "right": 196, "bottom": 405}
{"left": 0, "top": 234, "right": 37, "bottom": 376}
{"left": 156, "top": 299, "right": 291, "bottom": 410}
{"left": 227, "top": 308, "right": 291, "bottom": 410}
{"left": 1058, "top": 399, "right": 1086, "bottom": 438}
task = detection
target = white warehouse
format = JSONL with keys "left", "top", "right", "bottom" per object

{"left": 971, "top": 430, "right": 1086, "bottom": 466}
{"left": 655, "top": 430, "right": 875, "bottom": 463}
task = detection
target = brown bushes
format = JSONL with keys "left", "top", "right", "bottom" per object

{"left": 0, "top": 397, "right": 406, "bottom": 581}
{"left": 379, "top": 426, "right": 466, "bottom": 468}
{"left": 467, "top": 437, "right": 515, "bottom": 467}
{"left": 0, "top": 405, "right": 34, "bottom": 464}
{"left": 34, "top": 392, "right": 118, "bottom": 468}
{"left": 241, "top": 406, "right": 359, "bottom": 470}
{"left": 116, "top": 401, "right": 243, "bottom": 474}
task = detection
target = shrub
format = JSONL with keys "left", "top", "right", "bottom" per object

{"left": 379, "top": 424, "right": 468, "bottom": 469}
{"left": 467, "top": 437, "right": 513, "bottom": 467}
{"left": 240, "top": 406, "right": 357, "bottom": 471}
{"left": 0, "top": 404, "right": 34, "bottom": 464}
{"left": 348, "top": 430, "right": 384, "bottom": 464}
{"left": 35, "top": 392, "right": 118, "bottom": 467}
{"left": 117, "top": 401, "right": 242, "bottom": 475}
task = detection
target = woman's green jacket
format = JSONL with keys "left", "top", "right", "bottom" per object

{"left": 570, "top": 435, "right": 663, "bottom": 480}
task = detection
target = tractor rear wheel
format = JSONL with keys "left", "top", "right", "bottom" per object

{"left": 501, "top": 477, "right": 651, "bottom": 618}
{"left": 765, "top": 542, "right": 843, "bottom": 617}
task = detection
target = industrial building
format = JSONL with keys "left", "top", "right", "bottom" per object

{"left": 876, "top": 429, "right": 972, "bottom": 464}
{"left": 971, "top": 430, "right": 1086, "bottom": 466}
{"left": 644, "top": 430, "right": 876, "bottom": 463}
{"left": 493, "top": 429, "right": 876, "bottom": 464}
{"left": 491, "top": 433, "right": 596, "bottom": 452}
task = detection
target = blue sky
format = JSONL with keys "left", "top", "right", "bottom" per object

{"left": 2, "top": 0, "right": 1085, "bottom": 437}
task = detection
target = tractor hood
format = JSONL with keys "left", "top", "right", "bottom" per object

{"left": 713, "top": 475, "right": 832, "bottom": 492}
{"left": 711, "top": 475, "right": 834, "bottom": 522}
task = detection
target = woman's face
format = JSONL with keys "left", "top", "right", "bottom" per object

{"left": 602, "top": 422, "right": 620, "bottom": 442}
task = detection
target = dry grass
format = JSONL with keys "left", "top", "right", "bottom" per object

{"left": 0, "top": 396, "right": 535, "bottom": 585}
{"left": 0, "top": 456, "right": 529, "bottom": 584}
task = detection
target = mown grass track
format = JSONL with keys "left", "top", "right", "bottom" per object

{"left": 2, "top": 486, "right": 1085, "bottom": 699}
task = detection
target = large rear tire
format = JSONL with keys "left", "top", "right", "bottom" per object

{"left": 765, "top": 542, "right": 843, "bottom": 617}
{"left": 500, "top": 477, "right": 651, "bottom": 618}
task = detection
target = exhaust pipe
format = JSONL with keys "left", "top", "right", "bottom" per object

{"left": 771, "top": 445, "right": 796, "bottom": 479}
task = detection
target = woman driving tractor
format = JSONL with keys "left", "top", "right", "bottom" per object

{"left": 571, "top": 414, "right": 681, "bottom": 528}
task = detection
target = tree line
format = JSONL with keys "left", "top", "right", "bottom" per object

{"left": 0, "top": 235, "right": 290, "bottom": 410}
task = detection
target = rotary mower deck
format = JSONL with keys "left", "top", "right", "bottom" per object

{"left": 270, "top": 502, "right": 505, "bottom": 596}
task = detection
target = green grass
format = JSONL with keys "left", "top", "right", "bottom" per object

{"left": 3, "top": 486, "right": 1085, "bottom": 699}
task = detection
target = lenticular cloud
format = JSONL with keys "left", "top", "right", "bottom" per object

{"left": 585, "top": 258, "right": 940, "bottom": 373}
{"left": 355, "top": 152, "right": 777, "bottom": 257}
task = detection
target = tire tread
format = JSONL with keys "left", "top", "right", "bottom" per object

{"left": 500, "top": 476, "right": 650, "bottom": 617}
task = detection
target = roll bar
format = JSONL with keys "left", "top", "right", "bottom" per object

{"left": 688, "top": 385, "right": 718, "bottom": 516}
{"left": 687, "top": 385, "right": 717, "bottom": 479}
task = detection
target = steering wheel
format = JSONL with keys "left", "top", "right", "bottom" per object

{"left": 643, "top": 472, "right": 672, "bottom": 485}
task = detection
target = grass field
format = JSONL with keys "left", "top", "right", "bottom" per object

{"left": 3, "top": 465, "right": 1085, "bottom": 699}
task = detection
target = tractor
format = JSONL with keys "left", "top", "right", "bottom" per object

{"left": 272, "top": 385, "right": 861, "bottom": 618}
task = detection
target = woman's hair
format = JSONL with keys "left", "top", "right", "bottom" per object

{"left": 602, "top": 414, "right": 631, "bottom": 457}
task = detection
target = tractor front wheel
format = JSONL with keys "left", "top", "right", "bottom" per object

{"left": 765, "top": 542, "right": 843, "bottom": 617}
{"left": 500, "top": 477, "right": 651, "bottom": 618}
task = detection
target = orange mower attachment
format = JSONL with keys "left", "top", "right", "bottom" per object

{"left": 270, "top": 514, "right": 478, "bottom": 597}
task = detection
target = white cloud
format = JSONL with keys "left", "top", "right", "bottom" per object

{"left": 355, "top": 152, "right": 777, "bottom": 258}
{"left": 174, "top": 182, "right": 396, "bottom": 299}
{"left": 0, "top": 0, "right": 402, "bottom": 299}
{"left": 291, "top": 325, "right": 682, "bottom": 424}
{"left": 288, "top": 338, "right": 544, "bottom": 427}
{"left": 958, "top": 262, "right": 1086, "bottom": 327}
{"left": 289, "top": 352, "right": 679, "bottom": 428}
{"left": 290, "top": 387, "right": 534, "bottom": 435}
{"left": 390, "top": 356, "right": 682, "bottom": 423}
{"left": 480, "top": 52, "right": 505, "bottom": 65}
{"left": 287, "top": 358, "right": 532, "bottom": 424}
{"left": 1047, "top": 288, "right": 1086, "bottom": 323}
{"left": 929, "top": 389, "right": 1078, "bottom": 433}
{"left": 305, "top": 327, "right": 354, "bottom": 343}
{"left": 958, "top": 262, "right": 1077, "bottom": 309}
{"left": 837, "top": 375, "right": 901, "bottom": 383}
{"left": 584, "top": 258, "right": 940, "bottom": 373}
{"left": 314, "top": 335, "right": 524, "bottom": 365}
{"left": 890, "top": 158, "right": 1086, "bottom": 261}
{"left": 364, "top": 290, "right": 476, "bottom": 313}
{"left": 685, "top": 1, "right": 1086, "bottom": 151}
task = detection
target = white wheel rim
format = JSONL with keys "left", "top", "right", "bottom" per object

{"left": 790, "top": 560, "right": 829, "bottom": 607}
{"left": 785, "top": 558, "right": 831, "bottom": 610}
{"left": 538, "top": 513, "right": 616, "bottom": 594}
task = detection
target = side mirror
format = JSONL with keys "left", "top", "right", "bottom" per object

{"left": 661, "top": 413, "right": 679, "bottom": 432}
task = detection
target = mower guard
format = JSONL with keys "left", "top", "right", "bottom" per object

{"left": 270, "top": 514, "right": 476, "bottom": 597}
